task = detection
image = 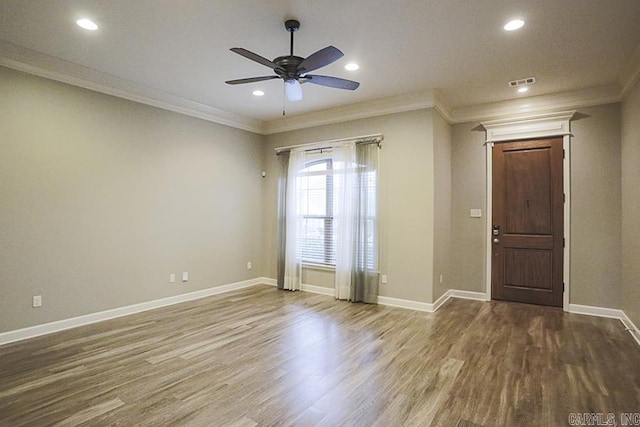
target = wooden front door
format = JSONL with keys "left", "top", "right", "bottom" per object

{"left": 491, "top": 138, "right": 564, "bottom": 307}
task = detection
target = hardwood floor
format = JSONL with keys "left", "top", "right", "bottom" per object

{"left": 1, "top": 285, "right": 639, "bottom": 426}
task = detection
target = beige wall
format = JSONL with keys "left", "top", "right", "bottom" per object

{"left": 621, "top": 79, "right": 640, "bottom": 326}
{"left": 450, "top": 123, "right": 487, "bottom": 293}
{"left": 2, "top": 61, "right": 635, "bottom": 335}
{"left": 0, "top": 66, "right": 265, "bottom": 333}
{"left": 570, "top": 104, "right": 622, "bottom": 308}
{"left": 450, "top": 103, "right": 622, "bottom": 308}
{"left": 262, "top": 109, "right": 438, "bottom": 303}
{"left": 432, "top": 110, "right": 452, "bottom": 300}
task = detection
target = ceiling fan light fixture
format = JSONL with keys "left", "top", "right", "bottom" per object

{"left": 76, "top": 18, "right": 98, "bottom": 31}
{"left": 345, "top": 63, "right": 359, "bottom": 71}
{"left": 504, "top": 19, "right": 525, "bottom": 31}
{"left": 285, "top": 79, "right": 303, "bottom": 102}
{"left": 252, "top": 90, "right": 265, "bottom": 96}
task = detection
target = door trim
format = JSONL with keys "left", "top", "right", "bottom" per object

{"left": 482, "top": 111, "right": 576, "bottom": 311}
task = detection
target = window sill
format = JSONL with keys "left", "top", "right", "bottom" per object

{"left": 302, "top": 262, "right": 336, "bottom": 272}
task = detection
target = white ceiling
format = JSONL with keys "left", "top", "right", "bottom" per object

{"left": 1, "top": 0, "right": 639, "bottom": 131}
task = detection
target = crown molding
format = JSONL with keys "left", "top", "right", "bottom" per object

{"left": 449, "top": 85, "right": 621, "bottom": 124}
{"left": 0, "top": 41, "right": 264, "bottom": 134}
{"left": 263, "top": 89, "right": 445, "bottom": 134}
{"left": 619, "top": 44, "right": 640, "bottom": 99}
{"left": 3, "top": 40, "right": 636, "bottom": 134}
{"left": 432, "top": 90, "right": 453, "bottom": 123}
{"left": 1, "top": 41, "right": 452, "bottom": 135}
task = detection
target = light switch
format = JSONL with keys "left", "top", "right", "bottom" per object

{"left": 182, "top": 272, "right": 188, "bottom": 282}
{"left": 470, "top": 209, "right": 482, "bottom": 218}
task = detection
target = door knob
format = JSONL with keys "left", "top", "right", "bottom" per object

{"left": 493, "top": 238, "right": 500, "bottom": 243}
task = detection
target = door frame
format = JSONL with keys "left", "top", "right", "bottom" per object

{"left": 482, "top": 111, "right": 575, "bottom": 311}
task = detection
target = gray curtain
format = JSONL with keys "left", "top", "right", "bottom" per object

{"left": 350, "top": 142, "right": 379, "bottom": 303}
{"left": 276, "top": 151, "right": 289, "bottom": 289}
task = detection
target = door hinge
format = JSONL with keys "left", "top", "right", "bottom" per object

{"left": 563, "top": 193, "right": 566, "bottom": 203}
{"left": 563, "top": 149, "right": 565, "bottom": 159}
{"left": 563, "top": 282, "right": 565, "bottom": 292}
{"left": 563, "top": 237, "right": 566, "bottom": 248}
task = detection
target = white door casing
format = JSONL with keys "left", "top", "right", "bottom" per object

{"left": 482, "top": 111, "right": 575, "bottom": 311}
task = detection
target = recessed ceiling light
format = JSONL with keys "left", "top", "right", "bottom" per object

{"left": 518, "top": 87, "right": 529, "bottom": 93}
{"left": 252, "top": 90, "right": 265, "bottom": 96}
{"left": 504, "top": 19, "right": 525, "bottom": 31}
{"left": 345, "top": 63, "right": 359, "bottom": 71}
{"left": 76, "top": 18, "right": 98, "bottom": 31}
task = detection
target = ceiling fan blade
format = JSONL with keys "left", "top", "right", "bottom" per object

{"left": 297, "top": 46, "right": 344, "bottom": 73}
{"left": 305, "top": 75, "right": 360, "bottom": 90}
{"left": 225, "top": 76, "right": 280, "bottom": 85}
{"left": 285, "top": 80, "right": 303, "bottom": 102}
{"left": 230, "top": 48, "right": 283, "bottom": 71}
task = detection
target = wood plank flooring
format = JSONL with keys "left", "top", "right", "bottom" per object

{"left": 1, "top": 285, "right": 639, "bottom": 426}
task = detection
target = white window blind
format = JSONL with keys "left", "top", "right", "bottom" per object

{"left": 295, "top": 156, "right": 377, "bottom": 268}
{"left": 297, "top": 159, "right": 335, "bottom": 265}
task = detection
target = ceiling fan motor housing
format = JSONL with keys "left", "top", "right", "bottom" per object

{"left": 274, "top": 56, "right": 305, "bottom": 80}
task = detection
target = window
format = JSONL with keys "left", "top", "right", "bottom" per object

{"left": 297, "top": 158, "right": 335, "bottom": 265}
{"left": 295, "top": 154, "right": 377, "bottom": 268}
{"left": 358, "top": 166, "right": 378, "bottom": 270}
{"left": 278, "top": 138, "right": 380, "bottom": 297}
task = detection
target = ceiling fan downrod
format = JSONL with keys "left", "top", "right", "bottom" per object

{"left": 285, "top": 20, "right": 300, "bottom": 56}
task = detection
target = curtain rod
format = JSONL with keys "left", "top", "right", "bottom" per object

{"left": 274, "top": 133, "right": 383, "bottom": 154}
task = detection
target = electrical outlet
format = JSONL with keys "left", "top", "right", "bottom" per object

{"left": 169, "top": 273, "right": 176, "bottom": 284}
{"left": 182, "top": 272, "right": 188, "bottom": 282}
{"left": 247, "top": 261, "right": 252, "bottom": 270}
{"left": 381, "top": 275, "right": 388, "bottom": 284}
{"left": 32, "top": 295, "right": 42, "bottom": 308}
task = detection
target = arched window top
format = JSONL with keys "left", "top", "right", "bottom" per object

{"left": 301, "top": 158, "right": 331, "bottom": 173}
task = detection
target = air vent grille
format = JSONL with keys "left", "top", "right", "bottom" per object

{"left": 508, "top": 77, "right": 536, "bottom": 87}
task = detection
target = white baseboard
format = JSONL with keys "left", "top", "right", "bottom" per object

{"left": 9, "top": 278, "right": 635, "bottom": 348}
{"left": 0, "top": 277, "right": 273, "bottom": 346}
{"left": 431, "top": 291, "right": 451, "bottom": 311}
{"left": 620, "top": 311, "right": 640, "bottom": 347}
{"left": 447, "top": 289, "right": 491, "bottom": 302}
{"left": 259, "top": 280, "right": 334, "bottom": 297}
{"left": 570, "top": 303, "right": 640, "bottom": 347}
{"left": 262, "top": 278, "right": 277, "bottom": 287}
{"left": 431, "top": 289, "right": 490, "bottom": 311}
{"left": 265, "top": 278, "right": 441, "bottom": 310}
{"left": 377, "top": 289, "right": 488, "bottom": 312}
{"left": 293, "top": 284, "right": 640, "bottom": 348}
{"left": 301, "top": 284, "right": 335, "bottom": 296}
{"left": 394, "top": 295, "right": 639, "bottom": 348}
{"left": 568, "top": 303, "right": 624, "bottom": 319}
{"left": 377, "top": 295, "right": 435, "bottom": 312}
{"left": 264, "top": 278, "right": 489, "bottom": 313}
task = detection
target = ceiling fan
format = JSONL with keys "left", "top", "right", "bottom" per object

{"left": 225, "top": 19, "right": 360, "bottom": 102}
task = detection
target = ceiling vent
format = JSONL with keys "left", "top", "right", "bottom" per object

{"left": 508, "top": 77, "right": 536, "bottom": 87}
